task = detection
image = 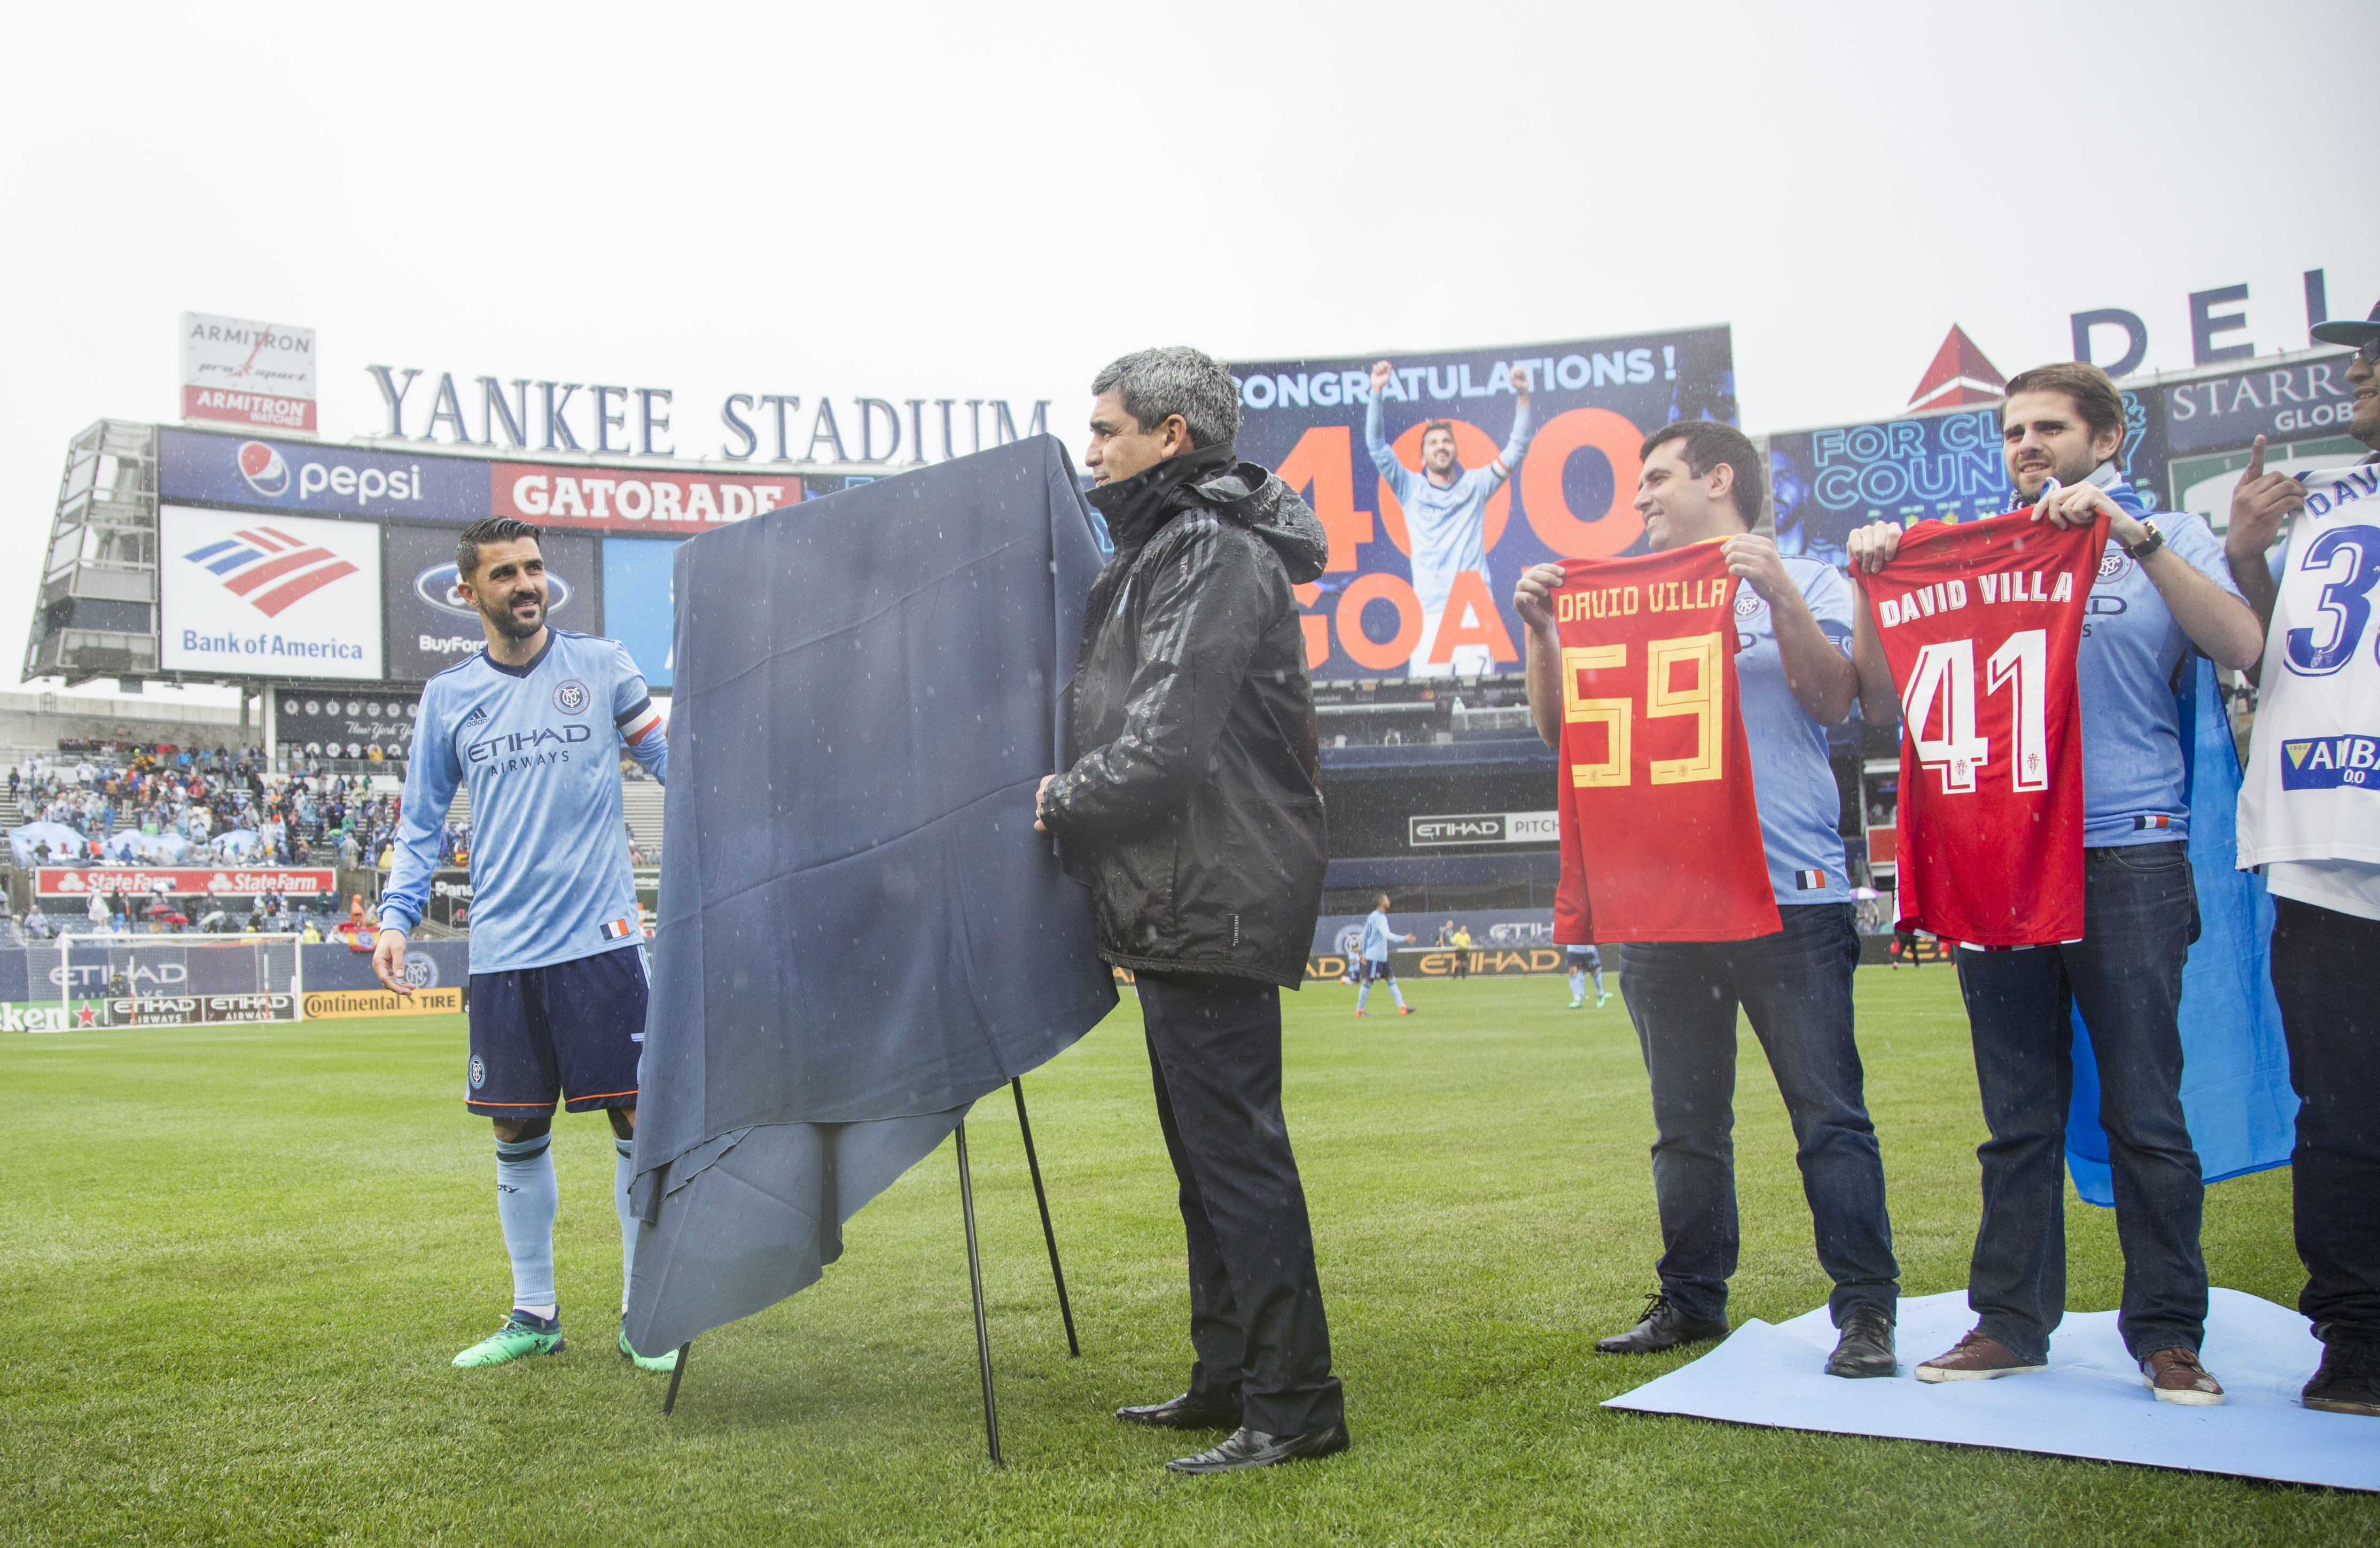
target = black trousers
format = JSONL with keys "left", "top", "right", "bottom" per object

{"left": 2271, "top": 896, "right": 2380, "bottom": 1341}
{"left": 1137, "top": 970, "right": 1343, "bottom": 1436}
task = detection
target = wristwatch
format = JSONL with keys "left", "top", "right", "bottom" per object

{"left": 2124, "top": 520, "right": 2165, "bottom": 561}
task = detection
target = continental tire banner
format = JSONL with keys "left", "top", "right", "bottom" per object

{"left": 1229, "top": 328, "right": 1734, "bottom": 680}
{"left": 304, "top": 987, "right": 463, "bottom": 1018}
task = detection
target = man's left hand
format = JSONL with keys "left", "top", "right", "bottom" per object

{"left": 1033, "top": 774, "right": 1056, "bottom": 834}
{"left": 1509, "top": 362, "right": 1532, "bottom": 406}
{"left": 1721, "top": 533, "right": 1793, "bottom": 604}
{"left": 2029, "top": 477, "right": 2136, "bottom": 544}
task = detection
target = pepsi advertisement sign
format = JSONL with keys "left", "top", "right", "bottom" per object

{"left": 159, "top": 429, "right": 488, "bottom": 522}
{"left": 381, "top": 524, "right": 592, "bottom": 681}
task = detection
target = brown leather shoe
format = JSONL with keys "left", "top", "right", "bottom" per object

{"left": 2141, "top": 1347, "right": 2225, "bottom": 1406}
{"left": 1914, "top": 1328, "right": 2047, "bottom": 1383}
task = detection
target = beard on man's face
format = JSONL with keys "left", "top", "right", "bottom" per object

{"left": 481, "top": 587, "right": 545, "bottom": 640}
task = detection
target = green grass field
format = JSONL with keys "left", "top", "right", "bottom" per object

{"left": 4, "top": 969, "right": 2370, "bottom": 1545}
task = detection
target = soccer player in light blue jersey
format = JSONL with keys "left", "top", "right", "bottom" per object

{"left": 370, "top": 516, "right": 675, "bottom": 1373}
{"left": 1365, "top": 357, "right": 1534, "bottom": 678}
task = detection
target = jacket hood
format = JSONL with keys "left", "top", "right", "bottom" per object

{"left": 1085, "top": 443, "right": 1328, "bottom": 584}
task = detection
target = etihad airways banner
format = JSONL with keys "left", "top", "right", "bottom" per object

{"left": 1229, "top": 327, "right": 1734, "bottom": 680}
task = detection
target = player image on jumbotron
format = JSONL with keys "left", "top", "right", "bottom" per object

{"left": 1365, "top": 357, "right": 1535, "bottom": 677}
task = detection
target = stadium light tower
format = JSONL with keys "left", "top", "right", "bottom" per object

{"left": 25, "top": 419, "right": 161, "bottom": 684}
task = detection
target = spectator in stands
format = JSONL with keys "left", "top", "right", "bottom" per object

{"left": 21, "top": 904, "right": 48, "bottom": 940}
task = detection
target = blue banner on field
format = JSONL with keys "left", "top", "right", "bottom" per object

{"left": 2065, "top": 659, "right": 2297, "bottom": 1207}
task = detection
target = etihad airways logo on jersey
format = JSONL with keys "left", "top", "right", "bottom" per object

{"left": 465, "top": 724, "right": 592, "bottom": 768}
{"left": 1876, "top": 569, "right": 2076, "bottom": 629}
{"left": 2280, "top": 734, "right": 2378, "bottom": 791}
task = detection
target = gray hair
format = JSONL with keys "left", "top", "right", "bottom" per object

{"left": 1090, "top": 346, "right": 1240, "bottom": 450}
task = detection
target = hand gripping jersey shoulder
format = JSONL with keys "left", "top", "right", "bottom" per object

{"left": 1858, "top": 509, "right": 2105, "bottom": 945}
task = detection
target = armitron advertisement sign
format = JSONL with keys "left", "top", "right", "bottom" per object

{"left": 303, "top": 987, "right": 463, "bottom": 1018}
{"left": 181, "top": 312, "right": 317, "bottom": 433}
{"left": 35, "top": 867, "right": 337, "bottom": 897}
{"left": 158, "top": 506, "right": 383, "bottom": 679}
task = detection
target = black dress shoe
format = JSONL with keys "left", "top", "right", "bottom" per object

{"left": 1165, "top": 1423, "right": 1350, "bottom": 1474}
{"left": 1824, "top": 1304, "right": 1897, "bottom": 1379}
{"left": 1595, "top": 1292, "right": 1728, "bottom": 1354}
{"left": 1115, "top": 1393, "right": 1243, "bottom": 1430}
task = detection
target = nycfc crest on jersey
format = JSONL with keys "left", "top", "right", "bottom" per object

{"left": 1860, "top": 508, "right": 2105, "bottom": 946}
{"left": 381, "top": 629, "right": 668, "bottom": 974}
{"left": 2239, "top": 463, "right": 2380, "bottom": 877}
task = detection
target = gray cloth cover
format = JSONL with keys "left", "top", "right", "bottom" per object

{"left": 623, "top": 437, "right": 1118, "bottom": 1356}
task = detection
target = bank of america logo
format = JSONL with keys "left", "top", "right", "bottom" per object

{"left": 182, "top": 526, "right": 359, "bottom": 617}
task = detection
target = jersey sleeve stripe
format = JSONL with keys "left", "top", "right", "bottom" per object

{"left": 619, "top": 701, "right": 662, "bottom": 746}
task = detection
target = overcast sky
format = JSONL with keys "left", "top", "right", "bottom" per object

{"left": 3, "top": 0, "right": 2372, "bottom": 710}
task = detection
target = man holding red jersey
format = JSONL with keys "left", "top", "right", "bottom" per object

{"left": 1518, "top": 421, "right": 1902, "bottom": 1381}
{"left": 1849, "top": 362, "right": 2262, "bottom": 1405}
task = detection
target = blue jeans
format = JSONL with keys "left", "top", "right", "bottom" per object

{"left": 1953, "top": 842, "right": 2206, "bottom": 1363}
{"left": 1617, "top": 904, "right": 1899, "bottom": 1327}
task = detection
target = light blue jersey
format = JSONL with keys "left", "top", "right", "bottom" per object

{"left": 1365, "top": 393, "right": 1533, "bottom": 614}
{"left": 1731, "top": 554, "right": 1853, "bottom": 906}
{"left": 2053, "top": 466, "right": 2245, "bottom": 846}
{"left": 1360, "top": 909, "right": 1394, "bottom": 962}
{"left": 381, "top": 629, "right": 668, "bottom": 973}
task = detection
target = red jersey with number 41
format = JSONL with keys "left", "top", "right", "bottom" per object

{"left": 1553, "top": 542, "right": 1782, "bottom": 945}
{"left": 1858, "top": 509, "right": 2108, "bottom": 946}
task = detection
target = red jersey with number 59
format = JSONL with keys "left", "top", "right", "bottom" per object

{"left": 1552, "top": 542, "right": 1781, "bottom": 945}
{"left": 1858, "top": 509, "right": 2107, "bottom": 946}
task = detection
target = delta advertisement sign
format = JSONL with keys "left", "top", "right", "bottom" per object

{"left": 158, "top": 507, "right": 383, "bottom": 680}
{"left": 36, "top": 867, "right": 337, "bottom": 898}
{"left": 1229, "top": 328, "right": 1734, "bottom": 680}
{"left": 157, "top": 429, "right": 802, "bottom": 534}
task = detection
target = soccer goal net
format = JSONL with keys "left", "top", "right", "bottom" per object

{"left": 43, "top": 934, "right": 305, "bottom": 1028}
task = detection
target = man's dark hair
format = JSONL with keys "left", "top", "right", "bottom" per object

{"left": 456, "top": 516, "right": 544, "bottom": 581}
{"left": 1641, "top": 421, "right": 1765, "bottom": 524}
{"left": 1421, "top": 419, "right": 1457, "bottom": 447}
{"left": 2001, "top": 361, "right": 2126, "bottom": 451}
{"left": 1091, "top": 346, "right": 1240, "bottom": 449}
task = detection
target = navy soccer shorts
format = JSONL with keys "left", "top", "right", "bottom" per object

{"left": 1566, "top": 946, "right": 1601, "bottom": 969}
{"left": 1361, "top": 957, "right": 1395, "bottom": 983}
{"left": 466, "top": 944, "right": 647, "bottom": 1116}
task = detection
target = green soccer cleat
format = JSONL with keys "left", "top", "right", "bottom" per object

{"left": 620, "top": 1323, "right": 681, "bottom": 1374}
{"left": 452, "top": 1310, "right": 565, "bottom": 1368}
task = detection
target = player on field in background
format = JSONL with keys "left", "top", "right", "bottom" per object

{"left": 1366, "top": 359, "right": 1534, "bottom": 678}
{"left": 372, "top": 515, "right": 675, "bottom": 1373}
{"left": 1354, "top": 893, "right": 1414, "bottom": 1017}
{"left": 1566, "top": 944, "right": 1607, "bottom": 1009}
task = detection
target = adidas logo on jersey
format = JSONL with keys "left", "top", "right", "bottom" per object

{"left": 460, "top": 705, "right": 489, "bottom": 729}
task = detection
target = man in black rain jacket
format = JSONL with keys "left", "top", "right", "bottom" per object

{"left": 1036, "top": 346, "right": 1347, "bottom": 1474}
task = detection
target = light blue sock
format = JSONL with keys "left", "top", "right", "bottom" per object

{"left": 1389, "top": 978, "right": 1407, "bottom": 1008}
{"left": 615, "top": 1137, "right": 636, "bottom": 1316}
{"left": 1569, "top": 969, "right": 1585, "bottom": 1001}
{"left": 1592, "top": 967, "right": 1606, "bottom": 995}
{"left": 1355, "top": 978, "right": 1371, "bottom": 1012}
{"left": 495, "top": 1133, "right": 558, "bottom": 1316}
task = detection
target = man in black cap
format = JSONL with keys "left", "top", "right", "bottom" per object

{"left": 2223, "top": 300, "right": 2380, "bottom": 1418}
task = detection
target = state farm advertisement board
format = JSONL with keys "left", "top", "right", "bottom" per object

{"left": 491, "top": 464, "right": 799, "bottom": 532}
{"left": 181, "top": 313, "right": 317, "bottom": 433}
{"left": 159, "top": 507, "right": 383, "bottom": 679}
{"left": 37, "top": 867, "right": 337, "bottom": 898}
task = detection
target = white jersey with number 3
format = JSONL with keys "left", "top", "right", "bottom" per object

{"left": 2237, "top": 462, "right": 2380, "bottom": 920}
